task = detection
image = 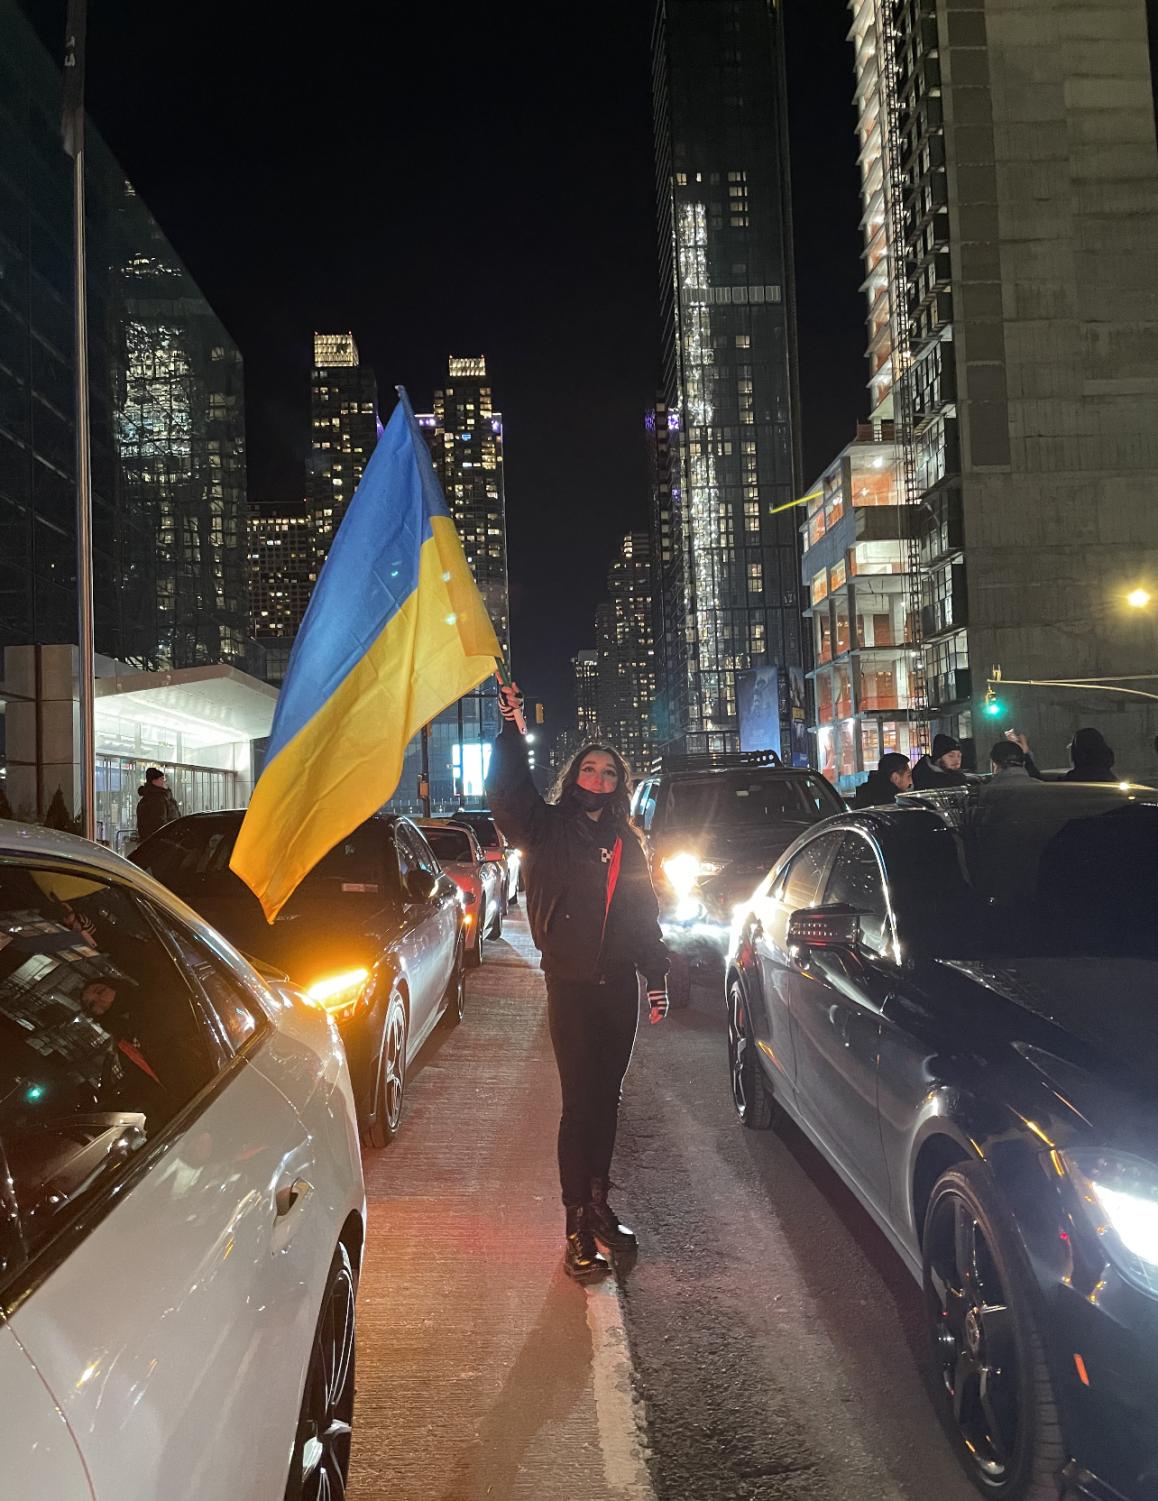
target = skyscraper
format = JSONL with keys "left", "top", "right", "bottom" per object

{"left": 427, "top": 356, "right": 510, "bottom": 656}
{"left": 573, "top": 649, "right": 601, "bottom": 739}
{"left": 307, "top": 332, "right": 378, "bottom": 551}
{"left": 651, "top": 0, "right": 803, "bottom": 757}
{"left": 0, "top": 0, "right": 249, "bottom": 673}
{"left": 388, "top": 357, "right": 512, "bottom": 812}
{"left": 841, "top": 0, "right": 1158, "bottom": 768}
{"left": 595, "top": 533, "right": 658, "bottom": 774}
{"left": 247, "top": 502, "right": 316, "bottom": 685}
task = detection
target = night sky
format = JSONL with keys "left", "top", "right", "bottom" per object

{"left": 20, "top": 0, "right": 866, "bottom": 730}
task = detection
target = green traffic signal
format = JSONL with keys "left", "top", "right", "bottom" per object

{"left": 984, "top": 696, "right": 1004, "bottom": 718}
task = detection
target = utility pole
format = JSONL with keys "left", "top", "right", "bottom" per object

{"left": 63, "top": 0, "right": 95, "bottom": 840}
{"left": 419, "top": 723, "right": 431, "bottom": 817}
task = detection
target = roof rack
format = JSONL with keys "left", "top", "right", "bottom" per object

{"left": 647, "top": 748, "right": 784, "bottom": 775}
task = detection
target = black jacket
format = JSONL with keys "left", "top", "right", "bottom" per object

{"left": 136, "top": 782, "right": 179, "bottom": 842}
{"left": 486, "top": 723, "right": 669, "bottom": 986}
{"left": 911, "top": 756, "right": 970, "bottom": 791}
{"left": 852, "top": 771, "right": 899, "bottom": 809}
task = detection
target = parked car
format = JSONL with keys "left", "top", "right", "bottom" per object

{"left": 630, "top": 755, "right": 845, "bottom": 1002}
{"left": 446, "top": 809, "right": 520, "bottom": 910}
{"left": 0, "top": 821, "right": 365, "bottom": 1501}
{"left": 132, "top": 809, "right": 465, "bottom": 1147}
{"left": 417, "top": 819, "right": 503, "bottom": 966}
{"left": 726, "top": 782, "right": 1158, "bottom": 1501}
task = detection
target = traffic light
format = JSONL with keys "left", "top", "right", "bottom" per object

{"left": 983, "top": 690, "right": 1005, "bottom": 719}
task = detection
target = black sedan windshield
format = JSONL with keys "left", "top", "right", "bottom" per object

{"left": 666, "top": 772, "right": 840, "bottom": 829}
{"left": 900, "top": 793, "right": 1158, "bottom": 959}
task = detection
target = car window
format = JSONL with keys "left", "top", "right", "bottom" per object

{"left": 780, "top": 832, "right": 841, "bottom": 912}
{"left": 423, "top": 827, "right": 474, "bottom": 864}
{"left": 666, "top": 772, "right": 840, "bottom": 828}
{"left": 824, "top": 834, "right": 890, "bottom": 954}
{"left": 405, "top": 824, "right": 441, "bottom": 877}
{"left": 154, "top": 916, "right": 266, "bottom": 1053}
{"left": 0, "top": 863, "right": 219, "bottom": 1280}
{"left": 134, "top": 819, "right": 232, "bottom": 889}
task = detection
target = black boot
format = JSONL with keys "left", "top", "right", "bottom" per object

{"left": 587, "top": 1178, "right": 639, "bottom": 1255}
{"left": 564, "top": 1204, "right": 610, "bottom": 1281}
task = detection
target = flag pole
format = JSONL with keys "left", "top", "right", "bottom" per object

{"left": 493, "top": 657, "right": 525, "bottom": 735}
{"left": 63, "top": 0, "right": 95, "bottom": 841}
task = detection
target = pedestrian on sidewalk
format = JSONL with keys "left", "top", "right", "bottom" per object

{"left": 852, "top": 751, "right": 913, "bottom": 807}
{"left": 136, "top": 767, "right": 179, "bottom": 843}
{"left": 1064, "top": 726, "right": 1117, "bottom": 783}
{"left": 486, "top": 682, "right": 670, "bottom": 1283}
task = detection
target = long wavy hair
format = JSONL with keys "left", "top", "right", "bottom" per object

{"left": 550, "top": 742, "right": 635, "bottom": 831}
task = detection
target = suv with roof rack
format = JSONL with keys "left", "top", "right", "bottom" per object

{"left": 630, "top": 753, "right": 845, "bottom": 1003}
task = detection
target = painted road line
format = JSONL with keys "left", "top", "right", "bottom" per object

{"left": 585, "top": 1278, "right": 656, "bottom": 1500}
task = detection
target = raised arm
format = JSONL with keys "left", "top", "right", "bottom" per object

{"left": 486, "top": 712, "right": 551, "bottom": 852}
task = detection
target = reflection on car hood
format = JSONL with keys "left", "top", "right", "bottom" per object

{"left": 193, "top": 894, "right": 393, "bottom": 986}
{"left": 936, "top": 956, "right": 1158, "bottom": 1083}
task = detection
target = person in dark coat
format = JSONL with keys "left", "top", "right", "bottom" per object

{"left": 852, "top": 752, "right": 913, "bottom": 808}
{"left": 136, "top": 768, "right": 179, "bottom": 843}
{"left": 486, "top": 683, "right": 669, "bottom": 1282}
{"left": 911, "top": 733, "right": 971, "bottom": 790}
{"left": 1065, "top": 727, "right": 1116, "bottom": 783}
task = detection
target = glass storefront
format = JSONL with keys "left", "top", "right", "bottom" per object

{"left": 97, "top": 756, "right": 239, "bottom": 852}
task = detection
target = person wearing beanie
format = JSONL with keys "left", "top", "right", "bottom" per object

{"left": 911, "top": 732, "right": 970, "bottom": 790}
{"left": 852, "top": 751, "right": 913, "bottom": 807}
{"left": 136, "top": 767, "right": 180, "bottom": 843}
{"left": 1065, "top": 726, "right": 1116, "bottom": 783}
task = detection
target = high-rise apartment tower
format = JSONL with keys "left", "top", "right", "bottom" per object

{"left": 651, "top": 0, "right": 803, "bottom": 757}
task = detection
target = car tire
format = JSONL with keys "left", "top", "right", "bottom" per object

{"left": 285, "top": 1240, "right": 356, "bottom": 1501}
{"left": 922, "top": 1164, "right": 1065, "bottom": 1501}
{"left": 727, "top": 973, "right": 776, "bottom": 1129}
{"left": 667, "top": 952, "right": 692, "bottom": 1009}
{"left": 467, "top": 909, "right": 484, "bottom": 968}
{"left": 442, "top": 938, "right": 466, "bottom": 1028}
{"left": 361, "top": 989, "right": 407, "bottom": 1148}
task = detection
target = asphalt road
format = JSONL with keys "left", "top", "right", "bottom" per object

{"left": 614, "top": 970, "right": 978, "bottom": 1501}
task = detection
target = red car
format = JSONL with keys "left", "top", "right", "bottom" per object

{"left": 418, "top": 821, "right": 503, "bottom": 966}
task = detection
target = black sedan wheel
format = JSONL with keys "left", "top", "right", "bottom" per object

{"left": 442, "top": 939, "right": 466, "bottom": 1028}
{"left": 727, "top": 975, "right": 775, "bottom": 1130}
{"left": 923, "top": 1166, "right": 1064, "bottom": 1500}
{"left": 286, "top": 1241, "right": 356, "bottom": 1501}
{"left": 361, "top": 990, "right": 406, "bottom": 1148}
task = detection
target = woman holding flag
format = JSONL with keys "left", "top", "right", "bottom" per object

{"left": 487, "top": 683, "right": 670, "bottom": 1282}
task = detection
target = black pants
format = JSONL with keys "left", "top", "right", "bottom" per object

{"left": 545, "top": 970, "right": 640, "bottom": 1208}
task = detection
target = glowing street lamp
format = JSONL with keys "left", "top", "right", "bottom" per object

{"left": 1127, "top": 588, "right": 1152, "bottom": 610}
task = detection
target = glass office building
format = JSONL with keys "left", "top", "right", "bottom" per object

{"left": 0, "top": 0, "right": 249, "bottom": 673}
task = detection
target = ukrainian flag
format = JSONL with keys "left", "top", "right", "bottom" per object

{"left": 231, "top": 387, "right": 501, "bottom": 921}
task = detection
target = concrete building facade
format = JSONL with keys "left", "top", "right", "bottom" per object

{"left": 849, "top": 0, "right": 1158, "bottom": 774}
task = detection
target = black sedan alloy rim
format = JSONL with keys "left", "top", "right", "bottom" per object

{"left": 299, "top": 1258, "right": 355, "bottom": 1501}
{"left": 728, "top": 982, "right": 751, "bottom": 1115}
{"left": 926, "top": 1193, "right": 1019, "bottom": 1486}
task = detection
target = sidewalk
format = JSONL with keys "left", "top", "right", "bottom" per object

{"left": 349, "top": 914, "right": 654, "bottom": 1501}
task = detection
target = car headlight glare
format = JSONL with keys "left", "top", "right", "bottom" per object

{"left": 661, "top": 851, "right": 723, "bottom": 899}
{"left": 305, "top": 967, "right": 370, "bottom": 1016}
{"left": 1064, "top": 1151, "right": 1158, "bottom": 1291}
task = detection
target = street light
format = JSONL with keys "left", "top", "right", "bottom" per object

{"left": 1127, "top": 588, "right": 1151, "bottom": 610}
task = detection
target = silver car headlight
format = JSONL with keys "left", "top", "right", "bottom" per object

{"left": 1063, "top": 1150, "right": 1158, "bottom": 1294}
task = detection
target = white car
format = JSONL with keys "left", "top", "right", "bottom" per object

{"left": 0, "top": 822, "right": 366, "bottom": 1501}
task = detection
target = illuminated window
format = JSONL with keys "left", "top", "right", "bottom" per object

{"left": 747, "top": 562, "right": 763, "bottom": 595}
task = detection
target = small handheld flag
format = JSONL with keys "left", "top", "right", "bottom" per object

{"left": 231, "top": 387, "right": 501, "bottom": 921}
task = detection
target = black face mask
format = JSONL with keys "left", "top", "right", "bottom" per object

{"left": 572, "top": 785, "right": 615, "bottom": 814}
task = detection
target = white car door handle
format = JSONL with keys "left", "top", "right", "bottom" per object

{"left": 274, "top": 1176, "right": 312, "bottom": 1218}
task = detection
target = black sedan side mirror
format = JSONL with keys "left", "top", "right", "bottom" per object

{"left": 404, "top": 869, "right": 438, "bottom": 905}
{"left": 787, "top": 905, "right": 861, "bottom": 969}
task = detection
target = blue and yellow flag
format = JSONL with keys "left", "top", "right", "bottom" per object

{"left": 231, "top": 387, "right": 501, "bottom": 921}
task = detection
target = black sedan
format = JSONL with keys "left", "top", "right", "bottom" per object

{"left": 132, "top": 810, "right": 466, "bottom": 1146}
{"left": 725, "top": 782, "right": 1158, "bottom": 1501}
